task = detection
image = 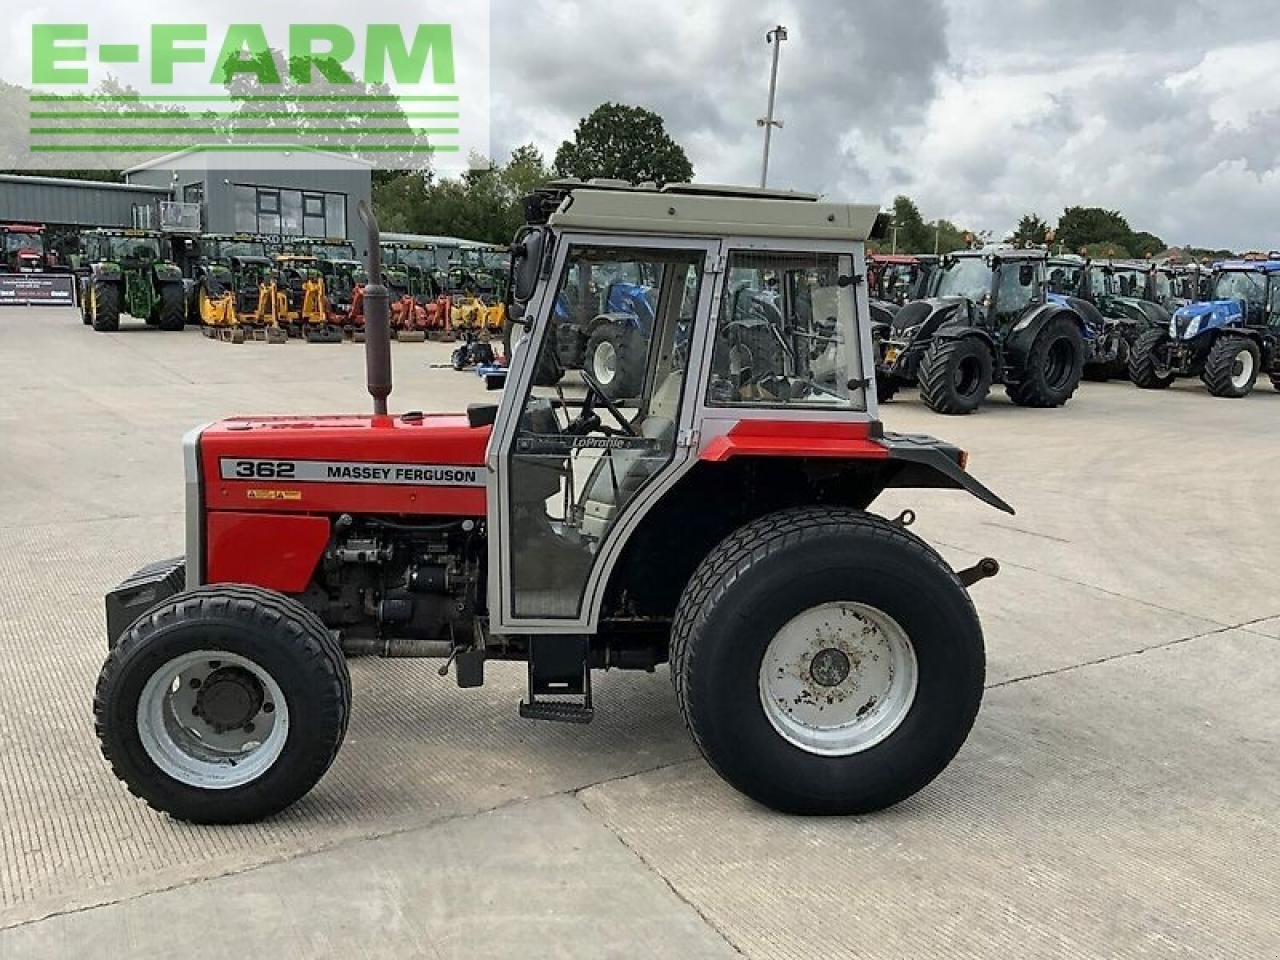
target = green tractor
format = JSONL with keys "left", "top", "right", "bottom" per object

{"left": 380, "top": 240, "right": 439, "bottom": 301}
{"left": 79, "top": 229, "right": 186, "bottom": 333}
{"left": 282, "top": 238, "right": 362, "bottom": 318}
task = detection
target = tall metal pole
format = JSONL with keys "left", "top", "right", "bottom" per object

{"left": 758, "top": 25, "right": 788, "bottom": 188}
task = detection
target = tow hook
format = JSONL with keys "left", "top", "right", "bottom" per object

{"left": 957, "top": 557, "right": 1000, "bottom": 588}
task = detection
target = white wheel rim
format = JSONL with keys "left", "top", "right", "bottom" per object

{"left": 593, "top": 340, "right": 618, "bottom": 384}
{"left": 137, "top": 650, "right": 289, "bottom": 789}
{"left": 1231, "top": 349, "right": 1255, "bottom": 390}
{"left": 758, "top": 602, "right": 918, "bottom": 756}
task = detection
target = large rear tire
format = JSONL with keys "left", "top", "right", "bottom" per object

{"left": 918, "top": 337, "right": 993, "bottom": 415}
{"left": 1006, "top": 315, "right": 1084, "bottom": 408}
{"left": 1128, "top": 327, "right": 1177, "bottom": 389}
{"left": 585, "top": 322, "right": 645, "bottom": 400}
{"left": 91, "top": 280, "right": 120, "bottom": 332}
{"left": 95, "top": 585, "right": 350, "bottom": 824}
{"left": 157, "top": 283, "right": 186, "bottom": 331}
{"left": 670, "top": 508, "right": 984, "bottom": 815}
{"left": 1202, "top": 335, "right": 1259, "bottom": 398}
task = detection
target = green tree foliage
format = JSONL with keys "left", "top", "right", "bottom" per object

{"left": 1082, "top": 241, "right": 1132, "bottom": 259}
{"left": 1008, "top": 213, "right": 1049, "bottom": 247}
{"left": 372, "top": 145, "right": 553, "bottom": 244}
{"left": 888, "top": 195, "right": 932, "bottom": 253}
{"left": 1057, "top": 206, "right": 1164, "bottom": 259}
{"left": 553, "top": 102, "right": 694, "bottom": 186}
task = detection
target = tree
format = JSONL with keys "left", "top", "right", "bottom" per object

{"left": 1056, "top": 207, "right": 1133, "bottom": 254}
{"left": 889, "top": 195, "right": 931, "bottom": 253}
{"left": 1007, "top": 213, "right": 1049, "bottom": 248}
{"left": 373, "top": 144, "right": 553, "bottom": 244}
{"left": 1128, "top": 231, "right": 1166, "bottom": 259}
{"left": 932, "top": 219, "right": 968, "bottom": 255}
{"left": 1082, "top": 241, "right": 1132, "bottom": 259}
{"left": 553, "top": 102, "right": 694, "bottom": 186}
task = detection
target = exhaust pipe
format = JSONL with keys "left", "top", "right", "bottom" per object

{"left": 357, "top": 200, "right": 391, "bottom": 416}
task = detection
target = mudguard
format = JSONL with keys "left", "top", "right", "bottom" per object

{"left": 880, "top": 432, "right": 1015, "bottom": 515}
{"left": 1009, "top": 303, "right": 1085, "bottom": 343}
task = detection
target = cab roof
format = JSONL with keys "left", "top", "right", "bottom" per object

{"left": 1214, "top": 259, "right": 1280, "bottom": 273}
{"left": 547, "top": 180, "right": 881, "bottom": 243}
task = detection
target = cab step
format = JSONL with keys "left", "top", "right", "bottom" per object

{"left": 519, "top": 636, "right": 594, "bottom": 724}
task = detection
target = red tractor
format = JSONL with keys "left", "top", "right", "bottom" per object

{"left": 2, "top": 223, "right": 49, "bottom": 274}
{"left": 96, "top": 185, "right": 1012, "bottom": 824}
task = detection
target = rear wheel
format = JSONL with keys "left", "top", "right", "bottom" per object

{"left": 1202, "top": 336, "right": 1259, "bottom": 398}
{"left": 670, "top": 508, "right": 984, "bottom": 815}
{"left": 1128, "top": 327, "right": 1176, "bottom": 389}
{"left": 918, "top": 337, "right": 992, "bottom": 415}
{"left": 1006, "top": 316, "right": 1083, "bottom": 407}
{"left": 157, "top": 283, "right": 186, "bottom": 331}
{"left": 95, "top": 585, "right": 350, "bottom": 824}
{"left": 585, "top": 322, "right": 645, "bottom": 400}
{"left": 91, "top": 280, "right": 120, "bottom": 332}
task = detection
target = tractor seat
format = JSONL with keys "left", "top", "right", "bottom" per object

{"left": 578, "top": 373, "right": 682, "bottom": 540}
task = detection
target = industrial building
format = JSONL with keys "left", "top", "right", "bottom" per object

{"left": 0, "top": 149, "right": 374, "bottom": 257}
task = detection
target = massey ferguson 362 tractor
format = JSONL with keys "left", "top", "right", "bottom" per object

{"left": 1129, "top": 258, "right": 1280, "bottom": 397}
{"left": 95, "top": 184, "right": 1013, "bottom": 824}
{"left": 875, "top": 249, "right": 1087, "bottom": 414}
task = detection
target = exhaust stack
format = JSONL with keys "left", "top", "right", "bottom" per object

{"left": 357, "top": 201, "right": 392, "bottom": 416}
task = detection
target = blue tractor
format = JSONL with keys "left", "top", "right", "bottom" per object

{"left": 1128, "top": 259, "right": 1280, "bottom": 398}
{"left": 875, "top": 249, "right": 1088, "bottom": 414}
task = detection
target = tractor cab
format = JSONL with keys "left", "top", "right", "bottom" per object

{"left": 381, "top": 241, "right": 438, "bottom": 300}
{"left": 97, "top": 183, "right": 1017, "bottom": 826}
{"left": 190, "top": 234, "right": 276, "bottom": 324}
{"left": 875, "top": 249, "right": 1087, "bottom": 414}
{"left": 2, "top": 224, "right": 47, "bottom": 274}
{"left": 1130, "top": 260, "right": 1280, "bottom": 397}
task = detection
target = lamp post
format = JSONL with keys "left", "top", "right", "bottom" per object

{"left": 757, "top": 25, "right": 788, "bottom": 188}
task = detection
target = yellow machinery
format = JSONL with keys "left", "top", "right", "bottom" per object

{"left": 449, "top": 296, "right": 506, "bottom": 333}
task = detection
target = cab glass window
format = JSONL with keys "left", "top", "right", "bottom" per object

{"left": 707, "top": 250, "right": 863, "bottom": 410}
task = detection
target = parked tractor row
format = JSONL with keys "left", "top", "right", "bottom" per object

{"left": 70, "top": 229, "right": 510, "bottom": 346}
{"left": 871, "top": 251, "right": 1276, "bottom": 413}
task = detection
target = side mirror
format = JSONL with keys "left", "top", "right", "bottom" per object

{"left": 1019, "top": 264, "right": 1035, "bottom": 286}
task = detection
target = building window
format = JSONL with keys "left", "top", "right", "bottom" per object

{"left": 183, "top": 182, "right": 204, "bottom": 205}
{"left": 232, "top": 184, "right": 347, "bottom": 239}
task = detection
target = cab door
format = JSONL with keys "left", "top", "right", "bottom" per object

{"left": 487, "top": 234, "right": 721, "bottom": 633}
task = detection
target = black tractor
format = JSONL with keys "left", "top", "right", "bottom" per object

{"left": 875, "top": 250, "right": 1087, "bottom": 414}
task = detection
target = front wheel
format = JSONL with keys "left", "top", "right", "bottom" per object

{"left": 670, "top": 508, "right": 984, "bottom": 815}
{"left": 91, "top": 280, "right": 120, "bottom": 332}
{"left": 1128, "top": 328, "right": 1177, "bottom": 389}
{"left": 95, "top": 585, "right": 350, "bottom": 823}
{"left": 1006, "top": 316, "right": 1084, "bottom": 408}
{"left": 1202, "top": 335, "right": 1260, "bottom": 398}
{"left": 918, "top": 337, "right": 993, "bottom": 415}
{"left": 157, "top": 283, "right": 186, "bottom": 331}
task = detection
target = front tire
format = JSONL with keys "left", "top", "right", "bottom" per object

{"left": 1128, "top": 328, "right": 1176, "bottom": 389}
{"left": 91, "top": 280, "right": 120, "bottom": 332}
{"left": 95, "top": 585, "right": 350, "bottom": 824}
{"left": 585, "top": 322, "right": 645, "bottom": 400}
{"left": 918, "top": 337, "right": 992, "bottom": 415}
{"left": 158, "top": 283, "right": 186, "bottom": 331}
{"left": 1006, "top": 315, "right": 1084, "bottom": 408}
{"left": 1202, "top": 335, "right": 1259, "bottom": 398}
{"left": 670, "top": 508, "right": 984, "bottom": 815}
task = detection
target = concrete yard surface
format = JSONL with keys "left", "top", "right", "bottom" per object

{"left": 0, "top": 310, "right": 1277, "bottom": 958}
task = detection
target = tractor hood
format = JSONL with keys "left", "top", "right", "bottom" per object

{"left": 1170, "top": 300, "right": 1242, "bottom": 340}
{"left": 889, "top": 297, "right": 967, "bottom": 341}
{"left": 197, "top": 414, "right": 490, "bottom": 518}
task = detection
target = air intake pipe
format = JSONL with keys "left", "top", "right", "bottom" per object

{"left": 357, "top": 200, "right": 391, "bottom": 415}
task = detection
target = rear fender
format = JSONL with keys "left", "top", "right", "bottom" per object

{"left": 1009, "top": 305, "right": 1085, "bottom": 346}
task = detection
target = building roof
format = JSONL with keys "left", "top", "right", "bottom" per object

{"left": 0, "top": 173, "right": 170, "bottom": 194}
{"left": 123, "top": 145, "right": 375, "bottom": 176}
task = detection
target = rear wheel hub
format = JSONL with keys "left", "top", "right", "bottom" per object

{"left": 195, "top": 666, "right": 265, "bottom": 733}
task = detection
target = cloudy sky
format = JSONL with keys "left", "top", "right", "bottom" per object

{"left": 490, "top": 0, "right": 1280, "bottom": 251}
{"left": 5, "top": 0, "right": 1278, "bottom": 249}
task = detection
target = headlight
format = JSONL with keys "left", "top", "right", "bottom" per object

{"left": 1183, "top": 317, "right": 1201, "bottom": 338}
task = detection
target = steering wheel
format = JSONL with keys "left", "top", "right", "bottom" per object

{"left": 567, "top": 369, "right": 639, "bottom": 437}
